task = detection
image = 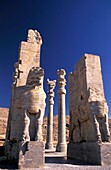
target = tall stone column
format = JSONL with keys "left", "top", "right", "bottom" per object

{"left": 45, "top": 79, "right": 56, "bottom": 150}
{"left": 56, "top": 69, "right": 67, "bottom": 152}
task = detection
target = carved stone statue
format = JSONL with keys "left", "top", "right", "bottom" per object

{"left": 88, "top": 87, "right": 110, "bottom": 142}
{"left": 26, "top": 67, "right": 46, "bottom": 141}
{"left": 68, "top": 54, "right": 111, "bottom": 165}
{"left": 68, "top": 54, "right": 110, "bottom": 143}
{"left": 21, "top": 110, "right": 30, "bottom": 145}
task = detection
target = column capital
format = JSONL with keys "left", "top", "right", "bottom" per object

{"left": 57, "top": 69, "right": 66, "bottom": 94}
{"left": 57, "top": 69, "right": 66, "bottom": 76}
{"left": 47, "top": 79, "right": 56, "bottom": 94}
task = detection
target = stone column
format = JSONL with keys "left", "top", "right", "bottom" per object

{"left": 56, "top": 69, "right": 67, "bottom": 152}
{"left": 45, "top": 79, "right": 56, "bottom": 149}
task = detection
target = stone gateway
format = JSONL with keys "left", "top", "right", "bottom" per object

{"left": 5, "top": 29, "right": 46, "bottom": 168}
{"left": 67, "top": 54, "right": 111, "bottom": 165}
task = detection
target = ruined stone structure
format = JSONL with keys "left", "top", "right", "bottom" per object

{"left": 45, "top": 79, "right": 56, "bottom": 150}
{"left": 67, "top": 54, "right": 111, "bottom": 165}
{"left": 56, "top": 69, "right": 67, "bottom": 152}
{"left": 5, "top": 29, "right": 46, "bottom": 168}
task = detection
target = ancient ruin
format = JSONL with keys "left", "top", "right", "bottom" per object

{"left": 5, "top": 29, "right": 46, "bottom": 168}
{"left": 2, "top": 28, "right": 111, "bottom": 168}
{"left": 56, "top": 69, "right": 67, "bottom": 152}
{"left": 67, "top": 54, "right": 111, "bottom": 165}
{"left": 45, "top": 79, "right": 56, "bottom": 150}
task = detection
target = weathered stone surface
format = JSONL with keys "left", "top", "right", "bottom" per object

{"left": 68, "top": 142, "right": 111, "bottom": 166}
{"left": 68, "top": 54, "right": 110, "bottom": 143}
{"left": 9, "top": 68, "right": 46, "bottom": 144}
{"left": 68, "top": 54, "right": 111, "bottom": 165}
{"left": 5, "top": 29, "right": 46, "bottom": 167}
{"left": 5, "top": 140, "right": 19, "bottom": 160}
{"left": 14, "top": 29, "right": 42, "bottom": 87}
{"left": 0, "top": 108, "right": 8, "bottom": 146}
{"left": 18, "top": 141, "right": 44, "bottom": 168}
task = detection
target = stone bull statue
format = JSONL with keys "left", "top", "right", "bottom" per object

{"left": 87, "top": 87, "right": 110, "bottom": 142}
{"left": 70, "top": 87, "right": 110, "bottom": 143}
{"left": 23, "top": 67, "right": 46, "bottom": 142}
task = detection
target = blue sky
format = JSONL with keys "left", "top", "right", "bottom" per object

{"left": 0, "top": 0, "right": 111, "bottom": 117}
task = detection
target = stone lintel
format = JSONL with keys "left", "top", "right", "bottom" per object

{"left": 67, "top": 142, "right": 111, "bottom": 166}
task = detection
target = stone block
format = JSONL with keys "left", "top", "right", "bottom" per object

{"left": 19, "top": 141, "right": 45, "bottom": 168}
{"left": 20, "top": 41, "right": 39, "bottom": 52}
{"left": 67, "top": 142, "right": 111, "bottom": 165}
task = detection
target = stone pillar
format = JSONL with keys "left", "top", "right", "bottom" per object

{"left": 56, "top": 69, "right": 67, "bottom": 152}
{"left": 67, "top": 54, "right": 111, "bottom": 165}
{"left": 45, "top": 79, "right": 56, "bottom": 150}
{"left": 5, "top": 30, "right": 45, "bottom": 168}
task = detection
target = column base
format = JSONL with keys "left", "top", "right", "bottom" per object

{"left": 67, "top": 142, "right": 111, "bottom": 165}
{"left": 56, "top": 143, "right": 67, "bottom": 152}
{"left": 45, "top": 142, "right": 54, "bottom": 150}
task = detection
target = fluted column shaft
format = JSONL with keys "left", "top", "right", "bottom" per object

{"left": 56, "top": 69, "right": 67, "bottom": 152}
{"left": 45, "top": 80, "right": 56, "bottom": 149}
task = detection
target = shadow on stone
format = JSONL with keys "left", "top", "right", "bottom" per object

{"left": 0, "top": 160, "right": 18, "bottom": 169}
{"left": 45, "top": 156, "right": 92, "bottom": 165}
{"left": 45, "top": 156, "right": 67, "bottom": 164}
{"left": 0, "top": 146, "right": 4, "bottom": 156}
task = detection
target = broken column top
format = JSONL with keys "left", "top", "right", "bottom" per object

{"left": 27, "top": 29, "right": 42, "bottom": 45}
